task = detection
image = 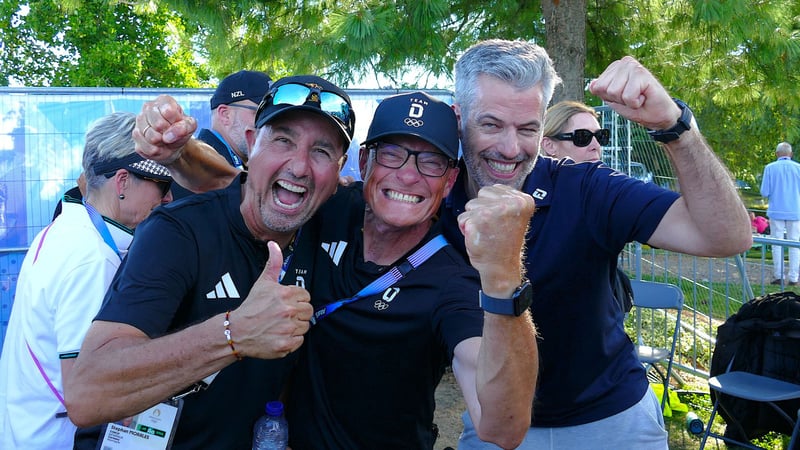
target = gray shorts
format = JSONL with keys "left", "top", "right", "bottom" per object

{"left": 458, "top": 388, "right": 668, "bottom": 450}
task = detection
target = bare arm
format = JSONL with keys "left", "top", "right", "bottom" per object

{"left": 64, "top": 242, "right": 313, "bottom": 427}
{"left": 454, "top": 185, "right": 538, "bottom": 449}
{"left": 589, "top": 57, "right": 752, "bottom": 257}
{"left": 133, "top": 95, "right": 240, "bottom": 193}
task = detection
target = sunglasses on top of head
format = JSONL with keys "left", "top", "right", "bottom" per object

{"left": 257, "top": 83, "right": 353, "bottom": 128}
{"left": 551, "top": 128, "right": 611, "bottom": 147}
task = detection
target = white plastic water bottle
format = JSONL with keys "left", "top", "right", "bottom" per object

{"left": 252, "top": 400, "right": 288, "bottom": 450}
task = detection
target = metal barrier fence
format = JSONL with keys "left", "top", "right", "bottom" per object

{"left": 621, "top": 234, "right": 799, "bottom": 384}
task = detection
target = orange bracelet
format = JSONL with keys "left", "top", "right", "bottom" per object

{"left": 223, "top": 310, "right": 243, "bottom": 361}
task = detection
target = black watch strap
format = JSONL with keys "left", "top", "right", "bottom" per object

{"left": 647, "top": 98, "right": 693, "bottom": 143}
{"left": 479, "top": 280, "right": 532, "bottom": 317}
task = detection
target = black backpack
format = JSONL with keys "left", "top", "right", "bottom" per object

{"left": 709, "top": 291, "right": 800, "bottom": 443}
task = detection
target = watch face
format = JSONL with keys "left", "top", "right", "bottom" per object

{"left": 514, "top": 281, "right": 533, "bottom": 316}
{"left": 647, "top": 99, "right": 693, "bottom": 143}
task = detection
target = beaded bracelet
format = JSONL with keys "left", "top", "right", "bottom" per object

{"left": 223, "top": 310, "right": 243, "bottom": 361}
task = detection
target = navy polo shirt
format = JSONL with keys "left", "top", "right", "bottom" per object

{"left": 442, "top": 156, "right": 679, "bottom": 427}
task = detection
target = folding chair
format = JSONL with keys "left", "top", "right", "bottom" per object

{"left": 629, "top": 279, "right": 684, "bottom": 411}
{"left": 699, "top": 367, "right": 800, "bottom": 449}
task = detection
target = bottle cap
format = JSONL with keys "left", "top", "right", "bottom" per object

{"left": 686, "top": 412, "right": 704, "bottom": 435}
{"left": 266, "top": 400, "right": 284, "bottom": 416}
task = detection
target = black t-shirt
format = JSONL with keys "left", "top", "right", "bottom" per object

{"left": 79, "top": 174, "right": 297, "bottom": 449}
{"left": 283, "top": 183, "right": 483, "bottom": 449}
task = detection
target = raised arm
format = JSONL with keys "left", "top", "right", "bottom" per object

{"left": 453, "top": 184, "right": 538, "bottom": 449}
{"left": 589, "top": 57, "right": 752, "bottom": 257}
{"left": 133, "top": 95, "right": 240, "bottom": 193}
{"left": 64, "top": 243, "right": 312, "bottom": 427}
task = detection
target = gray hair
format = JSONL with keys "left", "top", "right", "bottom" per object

{"left": 454, "top": 39, "right": 561, "bottom": 120}
{"left": 777, "top": 141, "right": 793, "bottom": 157}
{"left": 82, "top": 112, "right": 137, "bottom": 191}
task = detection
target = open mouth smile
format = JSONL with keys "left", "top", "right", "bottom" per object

{"left": 273, "top": 180, "right": 307, "bottom": 209}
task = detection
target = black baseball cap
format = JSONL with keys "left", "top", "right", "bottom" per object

{"left": 254, "top": 75, "right": 355, "bottom": 147}
{"left": 362, "top": 91, "right": 459, "bottom": 160}
{"left": 210, "top": 70, "right": 272, "bottom": 109}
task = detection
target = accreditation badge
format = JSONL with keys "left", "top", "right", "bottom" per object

{"left": 99, "top": 398, "right": 183, "bottom": 450}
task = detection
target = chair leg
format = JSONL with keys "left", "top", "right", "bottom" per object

{"left": 699, "top": 396, "right": 721, "bottom": 450}
{"left": 788, "top": 408, "right": 800, "bottom": 450}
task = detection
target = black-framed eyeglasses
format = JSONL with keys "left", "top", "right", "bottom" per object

{"left": 369, "top": 142, "right": 455, "bottom": 177}
{"left": 551, "top": 128, "right": 610, "bottom": 147}
{"left": 257, "top": 83, "right": 353, "bottom": 128}
{"left": 226, "top": 103, "right": 259, "bottom": 112}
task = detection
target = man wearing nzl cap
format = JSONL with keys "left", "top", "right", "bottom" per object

{"left": 206, "top": 69, "right": 272, "bottom": 170}
{"left": 65, "top": 75, "right": 354, "bottom": 449}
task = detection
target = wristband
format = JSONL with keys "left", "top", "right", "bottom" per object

{"left": 223, "top": 310, "right": 243, "bottom": 361}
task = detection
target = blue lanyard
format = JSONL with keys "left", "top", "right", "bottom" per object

{"left": 209, "top": 129, "right": 244, "bottom": 170}
{"left": 279, "top": 228, "right": 301, "bottom": 283}
{"left": 310, "top": 234, "right": 448, "bottom": 325}
{"left": 82, "top": 200, "right": 121, "bottom": 258}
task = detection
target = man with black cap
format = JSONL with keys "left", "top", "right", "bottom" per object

{"left": 282, "top": 91, "right": 537, "bottom": 449}
{"left": 65, "top": 75, "right": 354, "bottom": 449}
{"left": 127, "top": 90, "right": 538, "bottom": 449}
{"left": 205, "top": 69, "right": 271, "bottom": 170}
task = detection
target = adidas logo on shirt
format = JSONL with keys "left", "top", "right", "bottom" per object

{"left": 321, "top": 241, "right": 347, "bottom": 266}
{"left": 206, "top": 272, "right": 240, "bottom": 299}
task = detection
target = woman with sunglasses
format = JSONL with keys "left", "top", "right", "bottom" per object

{"left": 0, "top": 111, "right": 173, "bottom": 450}
{"left": 541, "top": 100, "right": 610, "bottom": 162}
{"left": 541, "top": 101, "right": 638, "bottom": 317}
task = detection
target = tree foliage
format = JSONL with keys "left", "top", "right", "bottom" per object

{"left": 0, "top": 0, "right": 207, "bottom": 87}
{"left": 2, "top": 0, "right": 798, "bottom": 181}
{"left": 617, "top": 0, "right": 800, "bottom": 183}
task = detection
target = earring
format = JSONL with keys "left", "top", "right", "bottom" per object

{"left": 119, "top": 194, "right": 125, "bottom": 200}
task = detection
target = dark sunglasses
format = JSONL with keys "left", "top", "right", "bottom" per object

{"left": 105, "top": 171, "right": 172, "bottom": 198}
{"left": 137, "top": 174, "right": 171, "bottom": 198}
{"left": 552, "top": 128, "right": 610, "bottom": 147}
{"left": 257, "top": 83, "right": 353, "bottom": 127}
{"left": 124, "top": 172, "right": 172, "bottom": 198}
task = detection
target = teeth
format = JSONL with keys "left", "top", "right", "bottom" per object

{"left": 277, "top": 180, "right": 307, "bottom": 193}
{"left": 386, "top": 190, "right": 422, "bottom": 204}
{"left": 274, "top": 195, "right": 301, "bottom": 208}
{"left": 487, "top": 160, "right": 516, "bottom": 173}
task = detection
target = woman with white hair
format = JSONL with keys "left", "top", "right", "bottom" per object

{"left": 0, "top": 111, "right": 173, "bottom": 449}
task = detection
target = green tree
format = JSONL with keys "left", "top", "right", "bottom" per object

{"left": 616, "top": 1, "right": 800, "bottom": 183}
{"left": 0, "top": 0, "right": 207, "bottom": 87}
{"left": 4, "top": 0, "right": 800, "bottom": 182}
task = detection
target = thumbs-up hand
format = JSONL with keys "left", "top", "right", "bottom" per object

{"left": 228, "top": 241, "right": 313, "bottom": 359}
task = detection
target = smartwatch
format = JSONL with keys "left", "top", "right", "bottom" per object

{"left": 479, "top": 280, "right": 533, "bottom": 317}
{"left": 647, "top": 98, "right": 693, "bottom": 143}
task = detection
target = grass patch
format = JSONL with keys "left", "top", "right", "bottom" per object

{"left": 666, "top": 389, "right": 790, "bottom": 449}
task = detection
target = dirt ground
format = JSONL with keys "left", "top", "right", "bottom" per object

{"left": 433, "top": 369, "right": 466, "bottom": 449}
